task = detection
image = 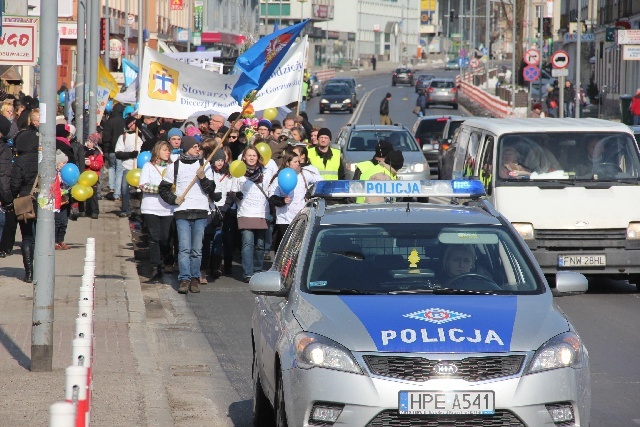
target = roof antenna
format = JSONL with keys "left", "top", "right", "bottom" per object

{"left": 406, "top": 201, "right": 410, "bottom": 212}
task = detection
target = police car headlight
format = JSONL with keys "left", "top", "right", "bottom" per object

{"left": 411, "top": 163, "right": 425, "bottom": 172}
{"left": 627, "top": 222, "right": 640, "bottom": 239}
{"left": 526, "top": 332, "right": 584, "bottom": 374}
{"left": 512, "top": 223, "right": 534, "bottom": 240}
{"left": 321, "top": 99, "right": 329, "bottom": 104}
{"left": 294, "top": 332, "right": 363, "bottom": 374}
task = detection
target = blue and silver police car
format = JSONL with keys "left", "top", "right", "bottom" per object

{"left": 250, "top": 180, "right": 590, "bottom": 427}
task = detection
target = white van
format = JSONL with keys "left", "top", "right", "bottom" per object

{"left": 450, "top": 118, "right": 640, "bottom": 288}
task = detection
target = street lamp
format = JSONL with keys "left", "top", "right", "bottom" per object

{"left": 297, "top": 0, "right": 307, "bottom": 24}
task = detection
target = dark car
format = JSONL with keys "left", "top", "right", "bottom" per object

{"left": 392, "top": 68, "right": 414, "bottom": 86}
{"left": 326, "top": 77, "right": 359, "bottom": 105}
{"left": 411, "top": 115, "right": 465, "bottom": 177}
{"left": 415, "top": 74, "right": 435, "bottom": 93}
{"left": 319, "top": 83, "right": 355, "bottom": 114}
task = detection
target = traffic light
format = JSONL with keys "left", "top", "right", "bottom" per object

{"left": 450, "top": 10, "right": 456, "bottom": 22}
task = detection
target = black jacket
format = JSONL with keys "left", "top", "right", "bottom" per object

{"left": 102, "top": 103, "right": 126, "bottom": 153}
{"left": 11, "top": 128, "right": 39, "bottom": 198}
{"left": 380, "top": 97, "right": 390, "bottom": 115}
{"left": 0, "top": 140, "right": 12, "bottom": 206}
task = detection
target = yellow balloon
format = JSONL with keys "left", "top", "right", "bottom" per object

{"left": 263, "top": 108, "right": 278, "bottom": 121}
{"left": 78, "top": 170, "right": 99, "bottom": 187}
{"left": 229, "top": 160, "right": 247, "bottom": 178}
{"left": 255, "top": 142, "right": 272, "bottom": 164}
{"left": 71, "top": 184, "right": 92, "bottom": 202}
{"left": 126, "top": 168, "right": 142, "bottom": 187}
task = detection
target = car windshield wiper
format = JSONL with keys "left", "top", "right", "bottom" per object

{"left": 332, "top": 251, "right": 365, "bottom": 261}
{"left": 309, "top": 288, "right": 382, "bottom": 295}
{"left": 388, "top": 288, "right": 499, "bottom": 295}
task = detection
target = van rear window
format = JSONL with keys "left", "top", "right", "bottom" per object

{"left": 417, "top": 119, "right": 448, "bottom": 136}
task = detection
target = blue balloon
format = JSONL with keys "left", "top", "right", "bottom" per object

{"left": 134, "top": 102, "right": 139, "bottom": 111}
{"left": 58, "top": 92, "right": 66, "bottom": 104}
{"left": 278, "top": 168, "right": 298, "bottom": 194}
{"left": 60, "top": 163, "right": 80, "bottom": 186}
{"left": 137, "top": 151, "right": 152, "bottom": 168}
{"left": 123, "top": 105, "right": 134, "bottom": 118}
{"left": 105, "top": 100, "right": 113, "bottom": 113}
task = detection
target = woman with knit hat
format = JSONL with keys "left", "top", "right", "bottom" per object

{"left": 167, "top": 128, "right": 183, "bottom": 161}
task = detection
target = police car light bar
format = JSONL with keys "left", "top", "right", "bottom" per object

{"left": 312, "top": 180, "right": 486, "bottom": 199}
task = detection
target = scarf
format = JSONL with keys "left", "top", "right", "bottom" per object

{"left": 171, "top": 148, "right": 183, "bottom": 155}
{"left": 179, "top": 152, "right": 201, "bottom": 162}
{"left": 245, "top": 164, "right": 263, "bottom": 184}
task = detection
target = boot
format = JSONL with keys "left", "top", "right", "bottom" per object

{"left": 178, "top": 279, "right": 190, "bottom": 294}
{"left": 147, "top": 266, "right": 164, "bottom": 284}
{"left": 22, "top": 245, "right": 33, "bottom": 283}
{"left": 210, "top": 255, "right": 223, "bottom": 279}
{"left": 189, "top": 277, "right": 200, "bottom": 293}
{"left": 224, "top": 255, "right": 233, "bottom": 275}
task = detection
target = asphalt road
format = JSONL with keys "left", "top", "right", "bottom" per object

{"left": 181, "top": 69, "right": 640, "bottom": 426}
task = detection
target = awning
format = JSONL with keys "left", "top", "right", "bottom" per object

{"left": 0, "top": 65, "right": 22, "bottom": 81}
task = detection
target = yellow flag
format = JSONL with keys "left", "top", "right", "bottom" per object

{"left": 98, "top": 60, "right": 120, "bottom": 98}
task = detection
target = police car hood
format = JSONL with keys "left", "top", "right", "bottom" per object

{"left": 294, "top": 293, "right": 569, "bottom": 353}
{"left": 494, "top": 186, "right": 640, "bottom": 229}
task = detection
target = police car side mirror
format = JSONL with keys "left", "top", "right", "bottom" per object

{"left": 249, "top": 271, "right": 289, "bottom": 297}
{"left": 554, "top": 271, "right": 588, "bottom": 295}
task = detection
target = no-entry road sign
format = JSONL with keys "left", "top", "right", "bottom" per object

{"left": 551, "top": 50, "right": 570, "bottom": 69}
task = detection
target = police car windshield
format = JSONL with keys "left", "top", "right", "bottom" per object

{"left": 304, "top": 224, "right": 542, "bottom": 295}
{"left": 347, "top": 131, "right": 420, "bottom": 152}
{"left": 496, "top": 132, "right": 640, "bottom": 183}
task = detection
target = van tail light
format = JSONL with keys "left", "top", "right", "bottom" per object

{"left": 450, "top": 88, "right": 458, "bottom": 93}
{"left": 427, "top": 87, "right": 435, "bottom": 93}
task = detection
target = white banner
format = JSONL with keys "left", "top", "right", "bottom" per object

{"left": 163, "top": 51, "right": 222, "bottom": 67}
{"left": 139, "top": 41, "right": 306, "bottom": 119}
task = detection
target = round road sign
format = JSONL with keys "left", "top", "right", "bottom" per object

{"left": 523, "top": 65, "right": 540, "bottom": 82}
{"left": 524, "top": 48, "right": 540, "bottom": 65}
{"left": 551, "top": 50, "right": 570, "bottom": 69}
{"left": 470, "top": 58, "right": 480, "bottom": 68}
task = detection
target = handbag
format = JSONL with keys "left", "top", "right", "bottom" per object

{"left": 413, "top": 105, "right": 421, "bottom": 114}
{"left": 14, "top": 176, "right": 39, "bottom": 222}
{"left": 209, "top": 204, "right": 224, "bottom": 227}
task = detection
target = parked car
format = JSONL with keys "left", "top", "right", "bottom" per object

{"left": 326, "top": 77, "right": 359, "bottom": 105}
{"left": 445, "top": 58, "right": 460, "bottom": 70}
{"left": 631, "top": 125, "right": 640, "bottom": 144}
{"left": 415, "top": 74, "right": 435, "bottom": 93}
{"left": 392, "top": 68, "right": 414, "bottom": 86}
{"left": 333, "top": 124, "right": 430, "bottom": 180}
{"left": 412, "top": 115, "right": 465, "bottom": 177}
{"left": 319, "top": 83, "right": 355, "bottom": 114}
{"left": 425, "top": 78, "right": 459, "bottom": 109}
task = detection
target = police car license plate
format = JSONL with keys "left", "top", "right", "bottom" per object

{"left": 398, "top": 391, "right": 495, "bottom": 415}
{"left": 558, "top": 254, "right": 606, "bottom": 267}
{"left": 330, "top": 103, "right": 342, "bottom": 108}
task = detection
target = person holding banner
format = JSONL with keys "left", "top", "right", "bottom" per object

{"left": 115, "top": 116, "right": 143, "bottom": 218}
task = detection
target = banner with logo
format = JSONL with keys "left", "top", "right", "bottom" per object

{"left": 163, "top": 50, "right": 222, "bottom": 67}
{"left": 139, "top": 41, "right": 305, "bottom": 119}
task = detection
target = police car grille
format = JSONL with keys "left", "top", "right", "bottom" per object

{"left": 366, "top": 410, "right": 525, "bottom": 427}
{"left": 363, "top": 355, "right": 525, "bottom": 382}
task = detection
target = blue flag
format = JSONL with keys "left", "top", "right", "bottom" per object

{"left": 231, "top": 19, "right": 309, "bottom": 105}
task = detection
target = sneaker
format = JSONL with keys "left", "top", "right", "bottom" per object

{"left": 243, "top": 276, "right": 252, "bottom": 283}
{"left": 189, "top": 278, "right": 201, "bottom": 293}
{"left": 91, "top": 213, "right": 99, "bottom": 219}
{"left": 105, "top": 191, "right": 115, "bottom": 201}
{"left": 118, "top": 212, "right": 130, "bottom": 218}
{"left": 178, "top": 280, "right": 190, "bottom": 294}
{"left": 199, "top": 272, "right": 208, "bottom": 284}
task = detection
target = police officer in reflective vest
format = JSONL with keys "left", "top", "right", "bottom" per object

{"left": 307, "top": 128, "right": 344, "bottom": 181}
{"left": 354, "top": 141, "right": 404, "bottom": 203}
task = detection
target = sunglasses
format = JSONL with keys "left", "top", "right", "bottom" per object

{"left": 278, "top": 135, "right": 288, "bottom": 141}
{"left": 229, "top": 135, "right": 238, "bottom": 139}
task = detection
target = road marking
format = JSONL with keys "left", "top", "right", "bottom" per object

{"left": 402, "top": 97, "right": 409, "bottom": 101}
{"left": 349, "top": 84, "right": 388, "bottom": 125}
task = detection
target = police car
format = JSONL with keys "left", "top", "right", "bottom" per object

{"left": 250, "top": 181, "right": 590, "bottom": 427}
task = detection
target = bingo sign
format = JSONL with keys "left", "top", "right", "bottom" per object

{"left": 0, "top": 16, "right": 39, "bottom": 66}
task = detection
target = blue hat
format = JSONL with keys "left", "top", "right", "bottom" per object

{"left": 167, "top": 128, "right": 183, "bottom": 139}
{"left": 257, "top": 119, "right": 272, "bottom": 130}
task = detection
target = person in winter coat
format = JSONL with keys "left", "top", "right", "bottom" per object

{"left": 139, "top": 141, "right": 174, "bottom": 283}
{"left": 563, "top": 80, "right": 576, "bottom": 118}
{"left": 630, "top": 89, "right": 640, "bottom": 126}
{"left": 0, "top": 116, "right": 13, "bottom": 258}
{"left": 416, "top": 90, "right": 427, "bottom": 116}
{"left": 380, "top": 92, "right": 392, "bottom": 125}
{"left": 545, "top": 85, "right": 559, "bottom": 118}
{"left": 268, "top": 147, "right": 322, "bottom": 251}
{"left": 83, "top": 133, "right": 104, "bottom": 219}
{"left": 231, "top": 146, "right": 274, "bottom": 283}
{"left": 53, "top": 150, "right": 71, "bottom": 250}
{"left": 158, "top": 136, "right": 217, "bottom": 294}
{"left": 10, "top": 125, "right": 39, "bottom": 282}
{"left": 103, "top": 103, "right": 126, "bottom": 200}
{"left": 115, "top": 115, "right": 143, "bottom": 217}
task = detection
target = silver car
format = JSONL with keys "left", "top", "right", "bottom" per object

{"left": 250, "top": 180, "right": 590, "bottom": 427}
{"left": 333, "top": 125, "right": 430, "bottom": 180}
{"left": 426, "top": 78, "right": 459, "bottom": 110}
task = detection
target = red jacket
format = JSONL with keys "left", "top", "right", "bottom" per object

{"left": 84, "top": 148, "right": 104, "bottom": 174}
{"left": 630, "top": 95, "right": 640, "bottom": 116}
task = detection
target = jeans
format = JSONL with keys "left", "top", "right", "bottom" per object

{"left": 634, "top": 115, "right": 640, "bottom": 126}
{"left": 143, "top": 214, "right": 173, "bottom": 269}
{"left": 175, "top": 218, "right": 207, "bottom": 281}
{"left": 121, "top": 168, "right": 131, "bottom": 214}
{"left": 241, "top": 229, "right": 265, "bottom": 279}
{"left": 564, "top": 102, "right": 574, "bottom": 118}
{"left": 108, "top": 153, "right": 123, "bottom": 198}
{"left": 300, "top": 99, "right": 307, "bottom": 112}
{"left": 54, "top": 204, "right": 70, "bottom": 243}
{"left": 0, "top": 210, "right": 17, "bottom": 253}
{"left": 19, "top": 219, "right": 36, "bottom": 249}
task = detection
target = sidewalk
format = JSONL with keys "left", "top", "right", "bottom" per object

{"left": 0, "top": 201, "right": 174, "bottom": 426}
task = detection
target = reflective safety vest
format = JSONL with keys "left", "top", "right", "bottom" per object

{"left": 308, "top": 148, "right": 341, "bottom": 180}
{"left": 356, "top": 163, "right": 396, "bottom": 204}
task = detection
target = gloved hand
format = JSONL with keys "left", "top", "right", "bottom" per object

{"left": 130, "top": 150, "right": 139, "bottom": 159}
{"left": 235, "top": 191, "right": 244, "bottom": 201}
{"left": 196, "top": 167, "right": 206, "bottom": 180}
{"left": 213, "top": 192, "right": 222, "bottom": 202}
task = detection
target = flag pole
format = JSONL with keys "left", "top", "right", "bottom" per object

{"left": 175, "top": 92, "right": 257, "bottom": 204}
{"left": 295, "top": 35, "right": 309, "bottom": 116}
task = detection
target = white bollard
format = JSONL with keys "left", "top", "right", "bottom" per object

{"left": 64, "top": 365, "right": 89, "bottom": 427}
{"left": 78, "top": 299, "right": 93, "bottom": 321}
{"left": 81, "top": 275, "right": 94, "bottom": 288}
{"left": 49, "top": 401, "right": 76, "bottom": 427}
{"left": 75, "top": 317, "right": 93, "bottom": 340}
{"left": 79, "top": 287, "right": 93, "bottom": 303}
{"left": 71, "top": 338, "right": 92, "bottom": 368}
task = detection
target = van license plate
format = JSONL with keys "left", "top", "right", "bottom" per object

{"left": 399, "top": 391, "right": 495, "bottom": 415}
{"left": 558, "top": 255, "right": 606, "bottom": 267}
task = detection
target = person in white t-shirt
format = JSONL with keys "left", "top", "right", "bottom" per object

{"left": 159, "top": 136, "right": 216, "bottom": 294}
{"left": 114, "top": 115, "right": 143, "bottom": 217}
{"left": 139, "top": 141, "right": 174, "bottom": 283}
